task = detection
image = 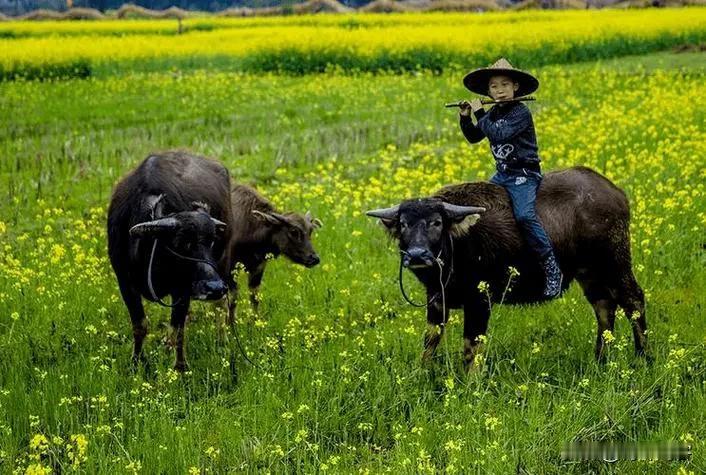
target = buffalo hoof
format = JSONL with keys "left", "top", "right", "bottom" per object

{"left": 174, "top": 361, "right": 189, "bottom": 373}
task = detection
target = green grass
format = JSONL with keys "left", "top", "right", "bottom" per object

{"left": 0, "top": 50, "right": 704, "bottom": 473}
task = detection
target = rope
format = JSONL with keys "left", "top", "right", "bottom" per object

{"left": 147, "top": 239, "right": 182, "bottom": 308}
{"left": 398, "top": 232, "right": 454, "bottom": 309}
{"left": 149, "top": 238, "right": 267, "bottom": 371}
{"left": 223, "top": 291, "right": 265, "bottom": 371}
{"left": 146, "top": 239, "right": 219, "bottom": 308}
{"left": 395, "top": 233, "right": 464, "bottom": 377}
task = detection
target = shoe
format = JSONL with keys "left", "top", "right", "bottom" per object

{"left": 542, "top": 253, "right": 563, "bottom": 299}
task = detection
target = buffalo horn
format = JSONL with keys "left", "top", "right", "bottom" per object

{"left": 305, "top": 210, "right": 323, "bottom": 229}
{"left": 129, "top": 217, "right": 179, "bottom": 237}
{"left": 365, "top": 205, "right": 400, "bottom": 220}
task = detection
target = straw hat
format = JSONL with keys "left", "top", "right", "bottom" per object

{"left": 463, "top": 58, "right": 539, "bottom": 97}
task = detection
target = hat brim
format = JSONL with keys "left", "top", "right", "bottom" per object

{"left": 463, "top": 68, "right": 539, "bottom": 98}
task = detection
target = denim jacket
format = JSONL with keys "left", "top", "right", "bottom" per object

{"left": 460, "top": 101, "right": 541, "bottom": 174}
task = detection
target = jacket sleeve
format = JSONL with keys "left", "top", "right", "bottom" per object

{"left": 476, "top": 105, "right": 530, "bottom": 142}
{"left": 459, "top": 111, "right": 486, "bottom": 144}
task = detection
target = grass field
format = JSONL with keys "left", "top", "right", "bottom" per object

{"left": 0, "top": 11, "right": 705, "bottom": 474}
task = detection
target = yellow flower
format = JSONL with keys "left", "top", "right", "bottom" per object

{"left": 483, "top": 414, "right": 501, "bottom": 431}
{"left": 29, "top": 434, "right": 49, "bottom": 453}
{"left": 25, "top": 464, "right": 52, "bottom": 475}
{"left": 68, "top": 434, "right": 88, "bottom": 466}
{"left": 125, "top": 460, "right": 142, "bottom": 473}
{"left": 204, "top": 446, "right": 220, "bottom": 459}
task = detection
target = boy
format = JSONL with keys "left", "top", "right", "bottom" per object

{"left": 458, "top": 57, "right": 562, "bottom": 299}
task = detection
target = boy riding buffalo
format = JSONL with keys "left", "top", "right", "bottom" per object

{"left": 458, "top": 58, "right": 562, "bottom": 299}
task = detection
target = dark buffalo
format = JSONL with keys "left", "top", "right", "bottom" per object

{"left": 226, "top": 183, "right": 321, "bottom": 322}
{"left": 367, "top": 166, "right": 647, "bottom": 369}
{"left": 108, "top": 151, "right": 233, "bottom": 371}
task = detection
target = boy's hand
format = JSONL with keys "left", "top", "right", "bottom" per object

{"left": 470, "top": 99, "right": 483, "bottom": 113}
{"left": 458, "top": 100, "right": 471, "bottom": 117}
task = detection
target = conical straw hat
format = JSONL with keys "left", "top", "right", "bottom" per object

{"left": 463, "top": 58, "right": 539, "bottom": 97}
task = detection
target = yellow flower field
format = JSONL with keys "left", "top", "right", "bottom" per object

{"left": 0, "top": 8, "right": 704, "bottom": 76}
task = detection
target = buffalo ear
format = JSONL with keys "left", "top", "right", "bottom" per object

{"left": 379, "top": 217, "right": 398, "bottom": 231}
{"left": 192, "top": 201, "right": 211, "bottom": 214}
{"left": 449, "top": 214, "right": 482, "bottom": 238}
{"left": 375, "top": 217, "right": 400, "bottom": 239}
{"left": 144, "top": 194, "right": 166, "bottom": 219}
{"left": 252, "top": 209, "right": 282, "bottom": 227}
{"left": 211, "top": 217, "right": 227, "bottom": 236}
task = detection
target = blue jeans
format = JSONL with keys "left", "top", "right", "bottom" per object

{"left": 490, "top": 169, "right": 553, "bottom": 260}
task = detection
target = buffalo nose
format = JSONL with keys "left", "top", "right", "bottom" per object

{"left": 306, "top": 254, "right": 320, "bottom": 267}
{"left": 404, "top": 247, "right": 434, "bottom": 268}
{"left": 204, "top": 280, "right": 227, "bottom": 300}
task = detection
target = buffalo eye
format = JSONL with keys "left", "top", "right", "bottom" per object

{"left": 430, "top": 219, "right": 442, "bottom": 227}
{"left": 400, "top": 221, "right": 408, "bottom": 230}
{"left": 289, "top": 228, "right": 304, "bottom": 241}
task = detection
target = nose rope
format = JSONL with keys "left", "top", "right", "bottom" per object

{"left": 148, "top": 238, "right": 263, "bottom": 372}
{"left": 223, "top": 291, "right": 265, "bottom": 371}
{"left": 164, "top": 245, "right": 220, "bottom": 270}
{"left": 148, "top": 239, "right": 183, "bottom": 308}
{"left": 398, "top": 233, "right": 454, "bottom": 309}
{"left": 146, "top": 239, "right": 222, "bottom": 309}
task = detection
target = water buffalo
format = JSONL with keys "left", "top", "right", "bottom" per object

{"left": 107, "top": 151, "right": 233, "bottom": 371}
{"left": 367, "top": 166, "right": 647, "bottom": 370}
{"left": 226, "top": 183, "right": 321, "bottom": 323}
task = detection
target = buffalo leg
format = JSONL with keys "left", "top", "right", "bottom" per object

{"left": 117, "top": 279, "right": 148, "bottom": 366}
{"left": 248, "top": 261, "right": 266, "bottom": 313}
{"left": 591, "top": 298, "right": 617, "bottom": 362}
{"left": 617, "top": 271, "right": 647, "bottom": 356}
{"left": 463, "top": 294, "right": 490, "bottom": 371}
{"left": 422, "top": 296, "right": 448, "bottom": 361}
{"left": 578, "top": 274, "right": 618, "bottom": 362}
{"left": 170, "top": 297, "right": 191, "bottom": 372}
